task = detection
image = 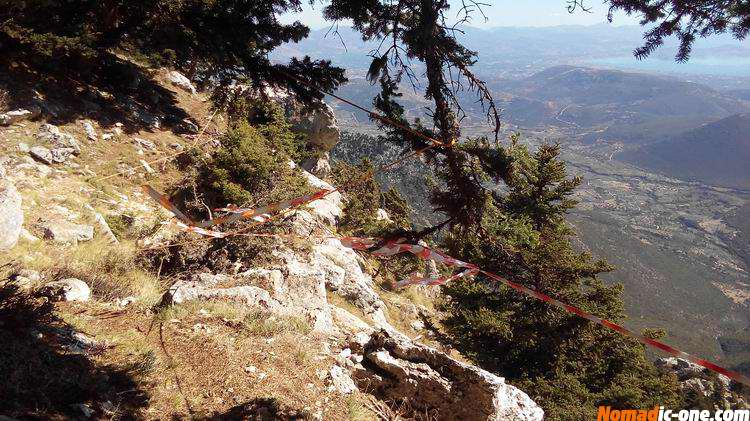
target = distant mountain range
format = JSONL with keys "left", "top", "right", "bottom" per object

{"left": 275, "top": 24, "right": 750, "bottom": 80}
{"left": 308, "top": 22, "right": 750, "bottom": 375}
{"left": 328, "top": 65, "right": 750, "bottom": 146}
{"left": 619, "top": 113, "right": 750, "bottom": 189}
{"left": 498, "top": 66, "right": 750, "bottom": 142}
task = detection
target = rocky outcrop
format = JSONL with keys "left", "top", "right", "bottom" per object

{"left": 231, "top": 86, "right": 340, "bottom": 177}
{"left": 0, "top": 177, "right": 23, "bottom": 251}
{"left": 140, "top": 112, "right": 541, "bottom": 415}
{"left": 163, "top": 272, "right": 281, "bottom": 310}
{"left": 154, "top": 166, "right": 386, "bottom": 333}
{"left": 37, "top": 278, "right": 91, "bottom": 302}
{"left": 37, "top": 123, "right": 81, "bottom": 155}
{"left": 293, "top": 162, "right": 342, "bottom": 225}
{"left": 655, "top": 357, "right": 747, "bottom": 408}
{"left": 260, "top": 88, "right": 340, "bottom": 152}
{"left": 302, "top": 152, "right": 332, "bottom": 178}
{"left": 310, "top": 238, "right": 388, "bottom": 327}
{"left": 0, "top": 107, "right": 40, "bottom": 126}
{"left": 347, "top": 330, "right": 544, "bottom": 420}
{"left": 29, "top": 145, "right": 75, "bottom": 165}
{"left": 34, "top": 220, "right": 94, "bottom": 244}
{"left": 166, "top": 70, "right": 197, "bottom": 94}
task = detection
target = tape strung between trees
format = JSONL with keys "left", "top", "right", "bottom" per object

{"left": 143, "top": 183, "right": 750, "bottom": 387}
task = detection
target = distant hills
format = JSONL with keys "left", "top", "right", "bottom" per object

{"left": 499, "top": 65, "right": 750, "bottom": 142}
{"left": 328, "top": 65, "right": 750, "bottom": 147}
{"left": 274, "top": 25, "right": 750, "bottom": 79}
{"left": 619, "top": 113, "right": 750, "bottom": 189}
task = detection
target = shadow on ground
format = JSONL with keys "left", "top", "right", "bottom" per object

{"left": 199, "top": 397, "right": 313, "bottom": 420}
{"left": 0, "top": 47, "right": 191, "bottom": 135}
{"left": 0, "top": 266, "right": 149, "bottom": 419}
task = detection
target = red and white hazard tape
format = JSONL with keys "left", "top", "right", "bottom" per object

{"left": 343, "top": 237, "right": 750, "bottom": 386}
{"left": 143, "top": 184, "right": 333, "bottom": 228}
{"left": 144, "top": 186, "right": 750, "bottom": 387}
{"left": 142, "top": 185, "right": 195, "bottom": 225}
{"left": 396, "top": 268, "right": 480, "bottom": 288}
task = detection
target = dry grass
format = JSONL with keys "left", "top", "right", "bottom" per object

{"left": 7, "top": 238, "right": 164, "bottom": 306}
{"left": 0, "top": 60, "right": 381, "bottom": 420}
{"left": 0, "top": 89, "right": 9, "bottom": 112}
{"left": 29, "top": 295, "right": 367, "bottom": 420}
{"left": 241, "top": 310, "right": 312, "bottom": 337}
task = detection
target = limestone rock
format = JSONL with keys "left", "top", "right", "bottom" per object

{"left": 29, "top": 145, "right": 75, "bottom": 165}
{"left": 376, "top": 208, "right": 392, "bottom": 223}
{"left": 0, "top": 179, "right": 23, "bottom": 251}
{"left": 140, "top": 159, "right": 155, "bottom": 174}
{"left": 0, "top": 107, "right": 40, "bottom": 126}
{"left": 35, "top": 220, "right": 94, "bottom": 244}
{"left": 163, "top": 272, "right": 280, "bottom": 311}
{"left": 312, "top": 238, "right": 388, "bottom": 327}
{"left": 81, "top": 120, "right": 97, "bottom": 141}
{"left": 301, "top": 153, "right": 332, "bottom": 178}
{"left": 350, "top": 331, "right": 544, "bottom": 421}
{"left": 133, "top": 137, "right": 156, "bottom": 150}
{"left": 37, "top": 123, "right": 81, "bottom": 155}
{"left": 287, "top": 101, "right": 340, "bottom": 152}
{"left": 294, "top": 164, "right": 342, "bottom": 226}
{"left": 94, "top": 212, "right": 119, "bottom": 244}
{"left": 328, "top": 365, "right": 357, "bottom": 395}
{"left": 176, "top": 117, "right": 200, "bottom": 134}
{"left": 242, "top": 86, "right": 340, "bottom": 151}
{"left": 37, "top": 278, "right": 91, "bottom": 302}
{"left": 166, "top": 70, "right": 197, "bottom": 94}
{"left": 655, "top": 357, "right": 740, "bottom": 405}
{"left": 331, "top": 306, "right": 373, "bottom": 334}
{"left": 16, "top": 269, "right": 41, "bottom": 282}
{"left": 19, "top": 227, "right": 40, "bottom": 243}
{"left": 655, "top": 357, "right": 730, "bottom": 386}
{"left": 29, "top": 146, "right": 54, "bottom": 165}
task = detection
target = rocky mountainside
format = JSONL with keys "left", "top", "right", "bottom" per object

{"left": 332, "top": 128, "right": 750, "bottom": 381}
{"left": 497, "top": 66, "right": 750, "bottom": 142}
{"left": 618, "top": 113, "right": 750, "bottom": 189}
{"left": 0, "top": 68, "right": 544, "bottom": 420}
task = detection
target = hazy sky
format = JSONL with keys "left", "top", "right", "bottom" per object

{"left": 282, "top": 0, "right": 640, "bottom": 29}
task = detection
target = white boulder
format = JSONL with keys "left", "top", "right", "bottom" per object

{"left": 37, "top": 123, "right": 81, "bottom": 155}
{"left": 35, "top": 220, "right": 94, "bottom": 244}
{"left": 349, "top": 331, "right": 544, "bottom": 421}
{"left": 0, "top": 107, "right": 40, "bottom": 126}
{"left": 0, "top": 178, "right": 23, "bottom": 251}
{"left": 81, "top": 120, "right": 98, "bottom": 141}
{"left": 37, "top": 278, "right": 91, "bottom": 302}
{"left": 167, "top": 70, "right": 197, "bottom": 94}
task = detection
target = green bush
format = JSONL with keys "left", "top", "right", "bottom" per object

{"left": 174, "top": 105, "right": 312, "bottom": 217}
{"left": 332, "top": 159, "right": 412, "bottom": 237}
{"left": 208, "top": 122, "right": 282, "bottom": 206}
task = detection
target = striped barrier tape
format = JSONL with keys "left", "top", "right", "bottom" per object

{"left": 396, "top": 268, "right": 480, "bottom": 288}
{"left": 142, "top": 185, "right": 195, "bottom": 225}
{"left": 144, "top": 186, "right": 750, "bottom": 386}
{"left": 143, "top": 184, "right": 333, "bottom": 228}
{"left": 477, "top": 269, "right": 750, "bottom": 387}
{"left": 172, "top": 220, "right": 228, "bottom": 239}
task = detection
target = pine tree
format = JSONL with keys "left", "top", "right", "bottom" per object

{"left": 570, "top": 0, "right": 750, "bottom": 61}
{"left": 324, "top": 1, "right": 680, "bottom": 417}
{"left": 0, "top": 0, "right": 346, "bottom": 103}
{"left": 441, "top": 143, "right": 680, "bottom": 418}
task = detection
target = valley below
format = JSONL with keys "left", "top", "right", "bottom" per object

{"left": 333, "top": 118, "right": 750, "bottom": 375}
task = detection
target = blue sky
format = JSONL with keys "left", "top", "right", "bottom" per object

{"left": 283, "top": 0, "right": 639, "bottom": 29}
